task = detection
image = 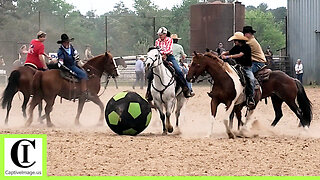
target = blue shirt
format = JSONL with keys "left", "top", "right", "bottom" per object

{"left": 135, "top": 59, "right": 145, "bottom": 72}
{"left": 57, "top": 45, "right": 75, "bottom": 67}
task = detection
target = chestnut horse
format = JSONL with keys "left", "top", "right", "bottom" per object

{"left": 187, "top": 52, "right": 312, "bottom": 137}
{"left": 1, "top": 65, "right": 43, "bottom": 125}
{"left": 26, "top": 52, "right": 119, "bottom": 127}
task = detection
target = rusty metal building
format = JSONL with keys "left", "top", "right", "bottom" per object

{"left": 190, "top": 1, "right": 245, "bottom": 53}
{"left": 287, "top": 0, "right": 320, "bottom": 84}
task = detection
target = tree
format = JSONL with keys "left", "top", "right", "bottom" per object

{"left": 245, "top": 9, "right": 285, "bottom": 52}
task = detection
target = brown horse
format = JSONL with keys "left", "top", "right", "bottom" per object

{"left": 26, "top": 52, "right": 119, "bottom": 127}
{"left": 187, "top": 52, "right": 312, "bottom": 137}
{"left": 1, "top": 65, "right": 43, "bottom": 125}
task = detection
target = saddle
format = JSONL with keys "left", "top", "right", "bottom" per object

{"left": 162, "top": 61, "right": 182, "bottom": 93}
{"left": 59, "top": 64, "right": 79, "bottom": 83}
{"left": 254, "top": 65, "right": 272, "bottom": 82}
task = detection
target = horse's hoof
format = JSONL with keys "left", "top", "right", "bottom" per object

{"left": 47, "top": 123, "right": 55, "bottom": 128}
{"left": 25, "top": 120, "right": 32, "bottom": 127}
{"left": 227, "top": 132, "right": 235, "bottom": 139}
{"left": 167, "top": 126, "right": 174, "bottom": 133}
{"left": 162, "top": 131, "right": 167, "bottom": 135}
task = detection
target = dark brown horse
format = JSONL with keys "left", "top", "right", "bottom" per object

{"left": 1, "top": 65, "right": 43, "bottom": 125}
{"left": 26, "top": 52, "right": 119, "bottom": 127}
{"left": 187, "top": 52, "right": 312, "bottom": 137}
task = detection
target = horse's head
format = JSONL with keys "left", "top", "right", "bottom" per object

{"left": 114, "top": 57, "right": 127, "bottom": 68}
{"left": 145, "top": 47, "right": 162, "bottom": 70}
{"left": 104, "top": 52, "right": 119, "bottom": 78}
{"left": 186, "top": 51, "right": 208, "bottom": 83}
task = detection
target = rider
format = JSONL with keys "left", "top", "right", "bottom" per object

{"left": 57, "top": 33, "right": 88, "bottom": 98}
{"left": 145, "top": 27, "right": 194, "bottom": 101}
{"left": 221, "top": 32, "right": 255, "bottom": 107}
{"left": 242, "top": 26, "right": 267, "bottom": 74}
{"left": 24, "top": 31, "right": 51, "bottom": 70}
{"left": 171, "top": 33, "right": 194, "bottom": 96}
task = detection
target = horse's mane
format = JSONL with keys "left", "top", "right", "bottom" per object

{"left": 148, "top": 47, "right": 158, "bottom": 52}
{"left": 203, "top": 52, "right": 233, "bottom": 73}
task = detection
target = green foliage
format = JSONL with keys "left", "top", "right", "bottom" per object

{"left": 245, "top": 9, "right": 285, "bottom": 52}
{"left": 0, "top": 0, "right": 287, "bottom": 61}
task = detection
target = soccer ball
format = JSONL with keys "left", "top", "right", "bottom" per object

{"left": 105, "top": 91, "right": 152, "bottom": 136}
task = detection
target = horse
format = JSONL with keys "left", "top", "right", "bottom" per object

{"left": 1, "top": 65, "right": 44, "bottom": 125}
{"left": 186, "top": 52, "right": 312, "bottom": 137}
{"left": 25, "top": 52, "right": 119, "bottom": 127}
{"left": 145, "top": 47, "right": 186, "bottom": 134}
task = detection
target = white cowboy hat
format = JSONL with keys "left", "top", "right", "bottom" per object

{"left": 228, "top": 32, "right": 248, "bottom": 41}
{"left": 157, "top": 27, "right": 168, "bottom": 35}
{"left": 171, "top": 34, "right": 181, "bottom": 40}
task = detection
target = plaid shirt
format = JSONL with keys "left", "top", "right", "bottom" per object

{"left": 155, "top": 37, "right": 173, "bottom": 55}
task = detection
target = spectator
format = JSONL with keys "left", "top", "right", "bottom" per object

{"left": 295, "top": 59, "right": 303, "bottom": 84}
{"left": 84, "top": 44, "right": 94, "bottom": 60}
{"left": 265, "top": 46, "right": 274, "bottom": 69}
{"left": 215, "top": 42, "right": 226, "bottom": 56}
{"left": 133, "top": 56, "right": 145, "bottom": 89}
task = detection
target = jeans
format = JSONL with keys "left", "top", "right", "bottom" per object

{"left": 133, "top": 71, "right": 144, "bottom": 89}
{"left": 296, "top": 73, "right": 303, "bottom": 84}
{"left": 181, "top": 65, "right": 192, "bottom": 91}
{"left": 252, "top": 61, "right": 265, "bottom": 74}
{"left": 166, "top": 54, "right": 189, "bottom": 89}
{"left": 243, "top": 66, "right": 254, "bottom": 97}
{"left": 69, "top": 65, "right": 88, "bottom": 80}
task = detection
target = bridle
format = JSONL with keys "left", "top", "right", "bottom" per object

{"left": 147, "top": 49, "right": 176, "bottom": 103}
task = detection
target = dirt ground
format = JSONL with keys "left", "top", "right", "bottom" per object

{"left": 0, "top": 85, "right": 320, "bottom": 176}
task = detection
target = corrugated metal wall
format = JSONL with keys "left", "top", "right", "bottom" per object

{"left": 190, "top": 2, "right": 245, "bottom": 53}
{"left": 288, "top": 0, "right": 320, "bottom": 84}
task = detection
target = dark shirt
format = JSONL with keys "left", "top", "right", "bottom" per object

{"left": 229, "top": 44, "right": 252, "bottom": 67}
{"left": 57, "top": 45, "right": 76, "bottom": 68}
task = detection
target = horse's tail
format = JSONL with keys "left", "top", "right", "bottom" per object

{"left": 1, "top": 70, "right": 20, "bottom": 109}
{"left": 32, "top": 71, "right": 43, "bottom": 93}
{"left": 295, "top": 79, "right": 312, "bottom": 127}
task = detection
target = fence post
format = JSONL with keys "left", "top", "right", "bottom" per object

{"left": 153, "top": 17, "right": 156, "bottom": 43}
{"left": 105, "top": 16, "right": 108, "bottom": 51}
{"left": 38, "top": 11, "right": 41, "bottom": 31}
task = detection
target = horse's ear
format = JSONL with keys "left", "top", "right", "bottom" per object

{"left": 194, "top": 51, "right": 198, "bottom": 57}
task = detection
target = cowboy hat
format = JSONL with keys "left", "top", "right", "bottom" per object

{"left": 242, "top": 26, "right": 256, "bottom": 34}
{"left": 228, "top": 32, "right": 248, "bottom": 41}
{"left": 171, "top": 34, "right": 181, "bottom": 39}
{"left": 157, "top": 27, "right": 168, "bottom": 35}
{"left": 57, "top": 33, "right": 74, "bottom": 44}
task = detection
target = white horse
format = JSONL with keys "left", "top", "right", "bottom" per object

{"left": 145, "top": 47, "right": 186, "bottom": 135}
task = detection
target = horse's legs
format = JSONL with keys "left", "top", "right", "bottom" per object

{"left": 25, "top": 95, "right": 42, "bottom": 127}
{"left": 4, "top": 95, "right": 15, "bottom": 125}
{"left": 164, "top": 99, "right": 175, "bottom": 133}
{"left": 154, "top": 100, "right": 166, "bottom": 134}
{"left": 22, "top": 93, "right": 30, "bottom": 118}
{"left": 74, "top": 98, "right": 86, "bottom": 126}
{"left": 44, "top": 97, "right": 56, "bottom": 127}
{"left": 175, "top": 96, "right": 185, "bottom": 127}
{"left": 87, "top": 96, "right": 105, "bottom": 126}
{"left": 209, "top": 98, "right": 219, "bottom": 137}
{"left": 37, "top": 101, "right": 45, "bottom": 124}
{"left": 270, "top": 95, "right": 284, "bottom": 126}
{"left": 285, "top": 100, "right": 305, "bottom": 127}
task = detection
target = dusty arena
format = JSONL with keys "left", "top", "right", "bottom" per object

{"left": 0, "top": 85, "right": 320, "bottom": 176}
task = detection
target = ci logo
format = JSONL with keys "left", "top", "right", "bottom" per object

{"left": 10, "top": 139, "right": 36, "bottom": 168}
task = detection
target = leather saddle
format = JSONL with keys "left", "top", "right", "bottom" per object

{"left": 58, "top": 64, "right": 80, "bottom": 83}
{"left": 254, "top": 65, "right": 272, "bottom": 82}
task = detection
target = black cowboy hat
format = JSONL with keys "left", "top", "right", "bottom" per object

{"left": 57, "top": 33, "right": 74, "bottom": 44}
{"left": 242, "top": 26, "right": 256, "bottom": 34}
